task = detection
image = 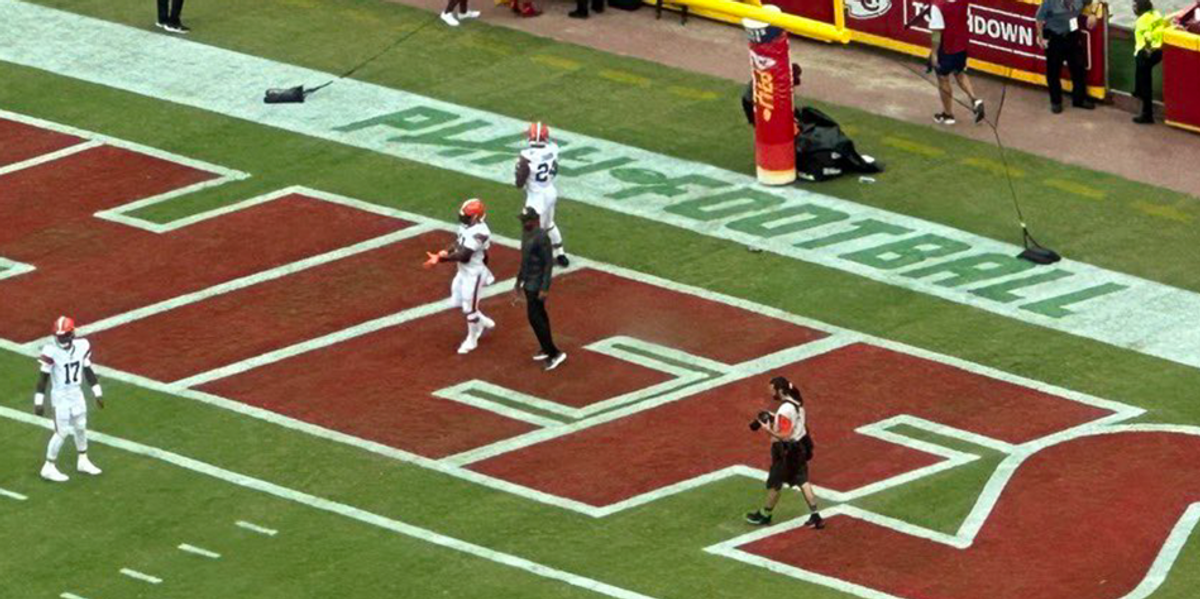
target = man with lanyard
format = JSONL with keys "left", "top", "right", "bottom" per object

{"left": 1036, "top": 0, "right": 1098, "bottom": 113}
{"left": 746, "top": 376, "right": 823, "bottom": 529}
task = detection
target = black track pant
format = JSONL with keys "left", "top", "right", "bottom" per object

{"left": 1135, "top": 50, "right": 1162, "bottom": 118}
{"left": 525, "top": 289, "right": 560, "bottom": 358}
{"left": 1044, "top": 30, "right": 1088, "bottom": 106}
{"left": 157, "top": 0, "right": 185, "bottom": 24}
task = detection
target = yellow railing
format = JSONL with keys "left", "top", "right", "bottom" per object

{"left": 644, "top": 0, "right": 851, "bottom": 44}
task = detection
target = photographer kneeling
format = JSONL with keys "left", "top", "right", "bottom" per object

{"left": 745, "top": 376, "right": 824, "bottom": 529}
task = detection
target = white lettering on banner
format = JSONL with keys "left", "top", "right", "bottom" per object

{"left": 0, "top": 0, "right": 1197, "bottom": 368}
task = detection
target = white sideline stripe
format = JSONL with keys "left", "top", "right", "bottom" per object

{"left": 174, "top": 279, "right": 516, "bottom": 388}
{"left": 0, "top": 256, "right": 36, "bottom": 283}
{"left": 77, "top": 224, "right": 437, "bottom": 337}
{"left": 0, "top": 487, "right": 28, "bottom": 501}
{"left": 178, "top": 543, "right": 221, "bottom": 559}
{"left": 706, "top": 423, "right": 1200, "bottom": 599}
{"left": 432, "top": 388, "right": 565, "bottom": 428}
{"left": 235, "top": 520, "right": 278, "bottom": 537}
{"left": 119, "top": 568, "right": 162, "bottom": 584}
{"left": 0, "top": 407, "right": 658, "bottom": 599}
{"left": 60, "top": 593, "right": 89, "bottom": 599}
{"left": 0, "top": 184, "right": 1144, "bottom": 518}
{"left": 0, "top": 139, "right": 103, "bottom": 177}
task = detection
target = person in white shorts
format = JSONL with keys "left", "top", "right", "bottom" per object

{"left": 425, "top": 198, "right": 497, "bottom": 354}
{"left": 515, "top": 121, "right": 569, "bottom": 267}
{"left": 34, "top": 316, "right": 105, "bottom": 482}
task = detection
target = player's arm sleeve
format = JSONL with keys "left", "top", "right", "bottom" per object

{"left": 515, "top": 156, "right": 531, "bottom": 188}
{"left": 927, "top": 5, "right": 945, "bottom": 30}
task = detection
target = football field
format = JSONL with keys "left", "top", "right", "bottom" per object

{"left": 3, "top": 0, "right": 1200, "bottom": 598}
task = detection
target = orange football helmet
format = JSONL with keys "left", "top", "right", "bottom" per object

{"left": 527, "top": 121, "right": 550, "bottom": 145}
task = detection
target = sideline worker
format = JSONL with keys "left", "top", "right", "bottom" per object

{"left": 1132, "top": 0, "right": 1171, "bottom": 124}
{"left": 745, "top": 376, "right": 823, "bottom": 529}
{"left": 929, "top": 0, "right": 986, "bottom": 125}
{"left": 1036, "top": 0, "right": 1098, "bottom": 113}
{"left": 155, "top": 0, "right": 189, "bottom": 33}
{"left": 514, "top": 207, "right": 567, "bottom": 372}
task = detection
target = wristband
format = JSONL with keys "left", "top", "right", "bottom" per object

{"left": 92, "top": 384, "right": 103, "bottom": 398}
{"left": 34, "top": 392, "right": 44, "bottom": 407}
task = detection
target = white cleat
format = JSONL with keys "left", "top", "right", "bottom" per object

{"left": 440, "top": 11, "right": 460, "bottom": 26}
{"left": 77, "top": 456, "right": 102, "bottom": 476}
{"left": 456, "top": 9, "right": 481, "bottom": 19}
{"left": 458, "top": 337, "right": 478, "bottom": 355}
{"left": 40, "top": 462, "right": 69, "bottom": 482}
{"left": 479, "top": 316, "right": 496, "bottom": 335}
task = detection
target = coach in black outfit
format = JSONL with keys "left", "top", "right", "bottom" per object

{"left": 515, "top": 207, "right": 567, "bottom": 372}
{"left": 156, "top": 0, "right": 189, "bottom": 33}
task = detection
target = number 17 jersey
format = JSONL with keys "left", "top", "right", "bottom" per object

{"left": 39, "top": 338, "right": 92, "bottom": 407}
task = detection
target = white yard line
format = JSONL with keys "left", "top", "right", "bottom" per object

{"left": 0, "top": 406, "right": 658, "bottom": 599}
{"left": 0, "top": 140, "right": 103, "bottom": 177}
{"left": 178, "top": 543, "right": 222, "bottom": 559}
{"left": 235, "top": 520, "right": 278, "bottom": 537}
{"left": 60, "top": 593, "right": 89, "bottom": 599}
{"left": 119, "top": 568, "right": 163, "bottom": 585}
{"left": 0, "top": 487, "right": 28, "bottom": 501}
{"left": 76, "top": 223, "right": 436, "bottom": 338}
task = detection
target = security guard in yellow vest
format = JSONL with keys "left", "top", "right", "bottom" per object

{"left": 1133, "top": 0, "right": 1171, "bottom": 124}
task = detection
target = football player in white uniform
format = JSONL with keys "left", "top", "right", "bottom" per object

{"left": 515, "top": 122, "right": 569, "bottom": 267}
{"left": 424, "top": 198, "right": 497, "bottom": 354}
{"left": 34, "top": 317, "right": 104, "bottom": 482}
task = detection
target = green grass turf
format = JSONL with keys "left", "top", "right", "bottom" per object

{"left": 3, "top": 0, "right": 1200, "bottom": 596}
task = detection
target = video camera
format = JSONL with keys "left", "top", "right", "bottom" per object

{"left": 749, "top": 411, "right": 773, "bottom": 432}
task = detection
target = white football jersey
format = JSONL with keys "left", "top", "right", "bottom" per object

{"left": 456, "top": 221, "right": 492, "bottom": 274}
{"left": 521, "top": 142, "right": 560, "bottom": 195}
{"left": 39, "top": 338, "right": 92, "bottom": 398}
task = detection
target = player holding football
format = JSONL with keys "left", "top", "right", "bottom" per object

{"left": 515, "top": 122, "right": 569, "bottom": 268}
{"left": 34, "top": 317, "right": 104, "bottom": 482}
{"left": 425, "top": 199, "right": 497, "bottom": 354}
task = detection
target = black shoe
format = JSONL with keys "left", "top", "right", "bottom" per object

{"left": 165, "top": 21, "right": 190, "bottom": 33}
{"left": 555, "top": 254, "right": 570, "bottom": 267}
{"left": 805, "top": 513, "right": 825, "bottom": 530}
{"left": 155, "top": 20, "right": 170, "bottom": 29}
{"left": 1133, "top": 114, "right": 1154, "bottom": 125}
{"left": 972, "top": 99, "right": 986, "bottom": 124}
{"left": 568, "top": 9, "right": 588, "bottom": 18}
{"left": 1050, "top": 103, "right": 1063, "bottom": 114}
{"left": 1072, "top": 99, "right": 1096, "bottom": 110}
{"left": 745, "top": 511, "right": 772, "bottom": 525}
{"left": 592, "top": 2, "right": 605, "bottom": 11}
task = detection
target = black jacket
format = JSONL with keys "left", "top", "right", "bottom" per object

{"left": 518, "top": 227, "right": 554, "bottom": 293}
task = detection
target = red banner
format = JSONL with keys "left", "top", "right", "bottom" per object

{"left": 746, "top": 17, "right": 797, "bottom": 185}
{"left": 788, "top": 0, "right": 1108, "bottom": 97}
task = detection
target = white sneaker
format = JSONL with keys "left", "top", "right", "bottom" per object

{"left": 77, "top": 455, "right": 102, "bottom": 476}
{"left": 458, "top": 336, "right": 478, "bottom": 355}
{"left": 440, "top": 11, "right": 460, "bottom": 26}
{"left": 40, "top": 462, "right": 69, "bottom": 482}
{"left": 545, "top": 352, "right": 567, "bottom": 371}
{"left": 479, "top": 316, "right": 496, "bottom": 335}
{"left": 456, "top": 9, "right": 481, "bottom": 19}
{"left": 532, "top": 352, "right": 550, "bottom": 361}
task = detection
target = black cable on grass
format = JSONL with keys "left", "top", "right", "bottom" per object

{"left": 264, "top": 15, "right": 440, "bottom": 104}
{"left": 882, "top": 15, "right": 1061, "bottom": 264}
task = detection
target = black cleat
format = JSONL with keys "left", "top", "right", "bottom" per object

{"left": 745, "top": 511, "right": 772, "bottom": 525}
{"left": 805, "top": 513, "right": 825, "bottom": 530}
{"left": 556, "top": 254, "right": 570, "bottom": 267}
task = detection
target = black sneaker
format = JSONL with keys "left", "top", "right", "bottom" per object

{"left": 745, "top": 511, "right": 772, "bottom": 525}
{"left": 933, "top": 112, "right": 956, "bottom": 126}
{"left": 165, "top": 21, "right": 190, "bottom": 33}
{"left": 1072, "top": 99, "right": 1096, "bottom": 110}
{"left": 805, "top": 513, "right": 825, "bottom": 529}
{"left": 155, "top": 20, "right": 170, "bottom": 29}
{"left": 1051, "top": 103, "right": 1064, "bottom": 114}
{"left": 972, "top": 99, "right": 986, "bottom": 124}
{"left": 568, "top": 9, "right": 588, "bottom": 18}
{"left": 1133, "top": 114, "right": 1154, "bottom": 125}
{"left": 556, "top": 254, "right": 570, "bottom": 267}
